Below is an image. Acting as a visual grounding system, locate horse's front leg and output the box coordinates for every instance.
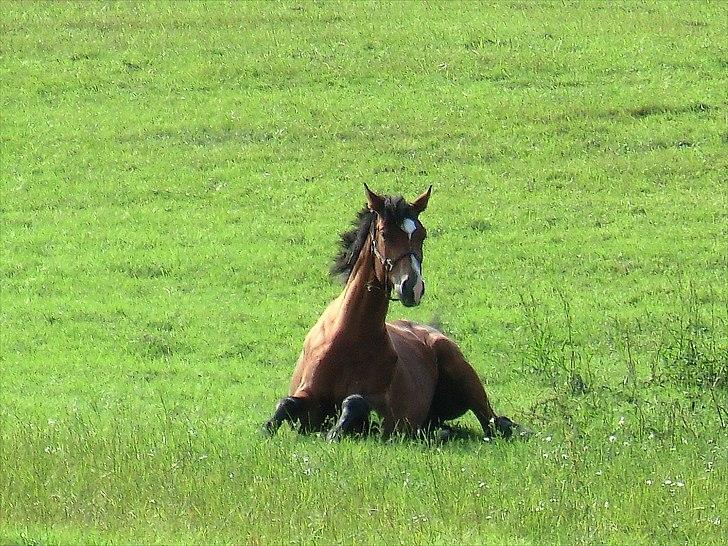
[263,396,329,435]
[263,396,302,435]
[326,395,371,442]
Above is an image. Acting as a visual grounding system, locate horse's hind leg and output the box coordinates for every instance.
[432,338,517,439]
[326,395,370,442]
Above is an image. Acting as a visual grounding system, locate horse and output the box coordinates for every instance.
[263,184,517,441]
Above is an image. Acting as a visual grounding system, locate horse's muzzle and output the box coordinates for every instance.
[397,276,425,307]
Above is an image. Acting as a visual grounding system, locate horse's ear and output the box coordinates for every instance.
[364,183,385,216]
[411,185,432,216]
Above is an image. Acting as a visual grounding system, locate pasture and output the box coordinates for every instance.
[1,1,727,544]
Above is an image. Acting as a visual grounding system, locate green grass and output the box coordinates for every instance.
[1,1,727,544]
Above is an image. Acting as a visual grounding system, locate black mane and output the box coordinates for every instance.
[330,195,413,283]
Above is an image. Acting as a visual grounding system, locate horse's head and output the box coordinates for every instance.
[365,184,431,307]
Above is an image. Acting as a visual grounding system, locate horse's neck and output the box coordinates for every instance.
[332,240,389,336]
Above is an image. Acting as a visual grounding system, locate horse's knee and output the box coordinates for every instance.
[424,422,456,444]
[340,395,371,432]
[263,396,303,435]
[276,396,301,418]
[341,395,369,419]
[326,395,371,442]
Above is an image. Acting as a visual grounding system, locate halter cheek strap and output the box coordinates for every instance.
[371,235,393,271]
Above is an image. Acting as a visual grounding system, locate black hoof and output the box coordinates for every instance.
[493,416,517,439]
[262,421,278,437]
[433,425,456,443]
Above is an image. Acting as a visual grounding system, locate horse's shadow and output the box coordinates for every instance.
[290,418,533,446]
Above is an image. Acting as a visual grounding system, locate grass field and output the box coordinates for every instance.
[1,1,727,544]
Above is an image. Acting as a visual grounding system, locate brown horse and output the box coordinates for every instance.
[264,185,516,441]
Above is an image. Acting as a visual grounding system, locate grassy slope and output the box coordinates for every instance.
[1,1,727,544]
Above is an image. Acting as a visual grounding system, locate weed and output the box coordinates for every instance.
[654,285,727,390]
[518,290,593,394]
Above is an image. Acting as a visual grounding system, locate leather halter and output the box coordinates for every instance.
[369,219,422,277]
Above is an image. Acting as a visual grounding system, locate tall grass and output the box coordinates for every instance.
[2,287,726,544]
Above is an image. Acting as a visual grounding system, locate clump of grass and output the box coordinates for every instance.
[518,288,593,395]
[627,102,713,118]
[115,263,173,279]
[519,286,727,443]
[653,285,727,391]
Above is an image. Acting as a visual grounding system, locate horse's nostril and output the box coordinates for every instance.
[403,276,415,294]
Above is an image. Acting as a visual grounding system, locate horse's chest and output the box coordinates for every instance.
[305,338,388,371]
[300,336,394,395]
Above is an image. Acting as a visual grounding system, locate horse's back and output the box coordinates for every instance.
[386,319,449,349]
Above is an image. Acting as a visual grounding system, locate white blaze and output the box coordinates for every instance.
[393,217,424,304]
[410,254,421,275]
[412,255,424,302]
[401,218,417,239]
